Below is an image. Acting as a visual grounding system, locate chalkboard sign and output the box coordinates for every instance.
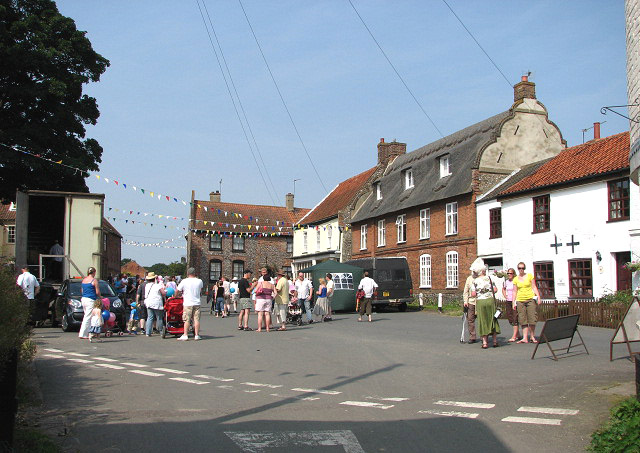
[532,314,589,361]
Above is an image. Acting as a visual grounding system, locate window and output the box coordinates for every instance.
[327,226,332,249]
[404,169,414,189]
[568,259,593,298]
[7,226,15,244]
[286,237,293,253]
[316,229,321,251]
[232,260,244,280]
[103,233,107,252]
[533,195,550,233]
[396,214,406,243]
[209,260,221,282]
[281,265,292,277]
[439,155,451,178]
[420,208,430,239]
[489,208,502,239]
[360,225,367,250]
[376,183,382,200]
[446,202,458,235]
[303,231,308,253]
[209,234,222,250]
[446,251,458,288]
[332,272,354,290]
[232,236,245,252]
[377,220,386,247]
[608,178,630,221]
[420,254,432,288]
[534,261,555,299]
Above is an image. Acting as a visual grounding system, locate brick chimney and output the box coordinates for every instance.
[285,193,294,212]
[514,75,536,102]
[593,122,601,140]
[210,191,221,202]
[377,138,406,167]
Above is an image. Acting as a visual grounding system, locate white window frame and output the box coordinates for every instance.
[7,225,15,244]
[439,155,451,178]
[446,251,459,288]
[396,214,406,243]
[419,208,430,240]
[420,254,432,288]
[376,183,382,200]
[404,169,414,190]
[360,225,367,250]
[446,202,458,235]
[377,219,386,247]
[303,231,308,253]
[327,225,332,249]
[316,229,321,251]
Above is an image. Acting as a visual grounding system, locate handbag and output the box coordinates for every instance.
[255,282,264,296]
[489,277,501,319]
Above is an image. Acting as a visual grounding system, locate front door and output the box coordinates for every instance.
[615,252,632,291]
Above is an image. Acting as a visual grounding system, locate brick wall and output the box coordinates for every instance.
[103,232,121,278]
[626,0,640,183]
[473,169,510,195]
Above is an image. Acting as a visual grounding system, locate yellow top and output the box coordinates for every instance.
[514,273,535,301]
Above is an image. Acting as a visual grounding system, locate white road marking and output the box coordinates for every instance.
[128,369,164,377]
[121,362,147,368]
[153,368,189,374]
[43,354,64,359]
[217,385,234,389]
[418,409,479,419]
[518,406,579,416]
[170,377,209,385]
[299,397,320,401]
[95,363,125,370]
[339,401,394,410]
[194,375,234,382]
[434,400,495,409]
[243,382,282,389]
[502,416,562,426]
[291,388,342,395]
[244,390,261,393]
[366,396,409,402]
[94,357,118,362]
[43,348,64,353]
[66,352,90,357]
[225,430,365,453]
[66,358,94,364]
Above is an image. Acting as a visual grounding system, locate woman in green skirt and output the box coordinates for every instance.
[470,258,500,349]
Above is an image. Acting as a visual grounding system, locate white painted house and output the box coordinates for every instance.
[477,131,638,299]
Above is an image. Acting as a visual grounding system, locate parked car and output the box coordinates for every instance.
[53,279,126,332]
[344,257,413,311]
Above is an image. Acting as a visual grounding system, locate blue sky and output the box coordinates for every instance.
[54,0,629,266]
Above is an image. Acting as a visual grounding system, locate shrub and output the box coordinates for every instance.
[599,290,634,307]
[589,397,640,452]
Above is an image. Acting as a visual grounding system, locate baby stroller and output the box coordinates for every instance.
[101,298,124,337]
[162,296,185,339]
[287,297,303,326]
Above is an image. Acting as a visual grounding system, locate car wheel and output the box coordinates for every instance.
[61,313,72,332]
[398,303,408,312]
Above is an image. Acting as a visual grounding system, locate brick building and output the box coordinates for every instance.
[350,77,566,298]
[101,218,122,279]
[0,202,16,262]
[187,191,309,283]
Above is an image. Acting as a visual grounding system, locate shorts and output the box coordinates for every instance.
[239,298,252,311]
[182,305,201,323]
[255,298,271,312]
[505,301,518,326]
[517,299,537,326]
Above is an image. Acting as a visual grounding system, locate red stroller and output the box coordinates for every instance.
[162,296,184,339]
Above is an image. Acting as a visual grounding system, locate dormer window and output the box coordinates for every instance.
[439,155,451,178]
[376,183,382,200]
[404,169,414,189]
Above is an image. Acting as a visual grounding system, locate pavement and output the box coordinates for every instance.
[29,302,636,452]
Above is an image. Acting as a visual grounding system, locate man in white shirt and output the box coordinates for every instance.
[17,265,40,301]
[357,271,378,322]
[176,267,204,340]
[294,272,314,324]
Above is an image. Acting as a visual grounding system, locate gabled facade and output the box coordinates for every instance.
[0,202,16,262]
[478,131,638,299]
[102,218,122,279]
[350,77,566,297]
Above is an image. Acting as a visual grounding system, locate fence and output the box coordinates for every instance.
[496,298,627,329]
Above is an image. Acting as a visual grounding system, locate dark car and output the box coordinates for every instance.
[53,279,125,332]
[344,257,413,311]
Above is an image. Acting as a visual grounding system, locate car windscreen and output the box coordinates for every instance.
[68,281,116,298]
[376,266,407,282]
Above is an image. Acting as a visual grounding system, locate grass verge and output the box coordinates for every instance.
[588,396,640,452]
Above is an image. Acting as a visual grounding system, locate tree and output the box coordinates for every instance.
[120,258,132,267]
[0,0,109,202]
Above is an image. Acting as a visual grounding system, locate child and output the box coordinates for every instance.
[128,301,139,335]
[89,299,104,343]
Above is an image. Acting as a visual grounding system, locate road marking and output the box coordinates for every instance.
[95,363,125,370]
[128,369,165,377]
[299,396,320,401]
[153,368,189,374]
[434,400,495,409]
[194,375,234,382]
[43,348,64,353]
[418,409,479,419]
[518,406,579,416]
[217,385,234,389]
[502,416,562,426]
[170,377,209,385]
[67,358,94,364]
[225,430,365,453]
[121,362,147,368]
[94,357,118,362]
[291,388,342,395]
[66,352,90,357]
[366,396,409,402]
[244,390,261,393]
[243,382,282,389]
[339,401,394,410]
[43,354,64,359]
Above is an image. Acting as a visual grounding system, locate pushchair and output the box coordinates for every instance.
[162,296,185,339]
[286,297,303,326]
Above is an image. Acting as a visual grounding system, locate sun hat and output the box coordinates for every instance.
[146,272,157,280]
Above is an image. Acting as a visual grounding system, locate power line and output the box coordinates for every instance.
[347,0,444,138]
[237,0,328,193]
[195,0,278,205]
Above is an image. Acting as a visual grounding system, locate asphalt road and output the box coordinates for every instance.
[31,301,635,453]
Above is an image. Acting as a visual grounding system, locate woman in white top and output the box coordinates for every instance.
[144,272,166,337]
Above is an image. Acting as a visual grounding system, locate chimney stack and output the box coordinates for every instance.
[377,138,406,167]
[513,75,536,102]
[210,191,221,202]
[285,193,294,212]
[593,122,601,140]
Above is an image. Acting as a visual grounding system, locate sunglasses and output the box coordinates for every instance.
[507,272,515,275]
[518,267,525,270]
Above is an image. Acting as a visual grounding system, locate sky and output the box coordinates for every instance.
[54,0,630,267]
